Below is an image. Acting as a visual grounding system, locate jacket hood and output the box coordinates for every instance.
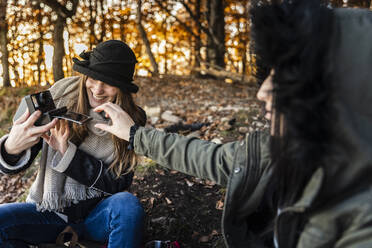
[251,1,372,206]
[320,8,372,200]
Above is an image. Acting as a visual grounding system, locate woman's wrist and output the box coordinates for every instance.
[1,138,24,164]
[127,124,139,150]
[4,138,21,155]
[59,143,69,156]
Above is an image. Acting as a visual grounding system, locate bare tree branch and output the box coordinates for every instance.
[194,65,256,86]
[137,0,159,74]
[154,0,199,38]
[179,0,224,49]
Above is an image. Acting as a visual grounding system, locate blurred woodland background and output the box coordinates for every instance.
[0,0,371,88]
[0,0,372,247]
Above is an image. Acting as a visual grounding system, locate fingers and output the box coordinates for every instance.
[94,102,130,121]
[24,110,42,127]
[94,103,116,116]
[50,119,69,138]
[41,133,51,143]
[94,102,123,115]
[55,119,61,132]
[31,118,58,135]
[14,109,30,125]
[93,102,113,113]
[61,120,70,138]
[94,123,110,132]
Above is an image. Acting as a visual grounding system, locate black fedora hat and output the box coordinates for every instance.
[72,40,139,93]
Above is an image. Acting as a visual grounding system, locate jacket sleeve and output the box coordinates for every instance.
[134,127,244,186]
[0,135,43,175]
[50,142,132,194]
[335,228,372,248]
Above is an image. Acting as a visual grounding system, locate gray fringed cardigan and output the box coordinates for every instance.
[0,76,130,221]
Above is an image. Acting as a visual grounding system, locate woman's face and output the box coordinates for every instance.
[256,70,274,120]
[85,77,119,108]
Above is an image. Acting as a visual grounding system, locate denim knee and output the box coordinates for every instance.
[81,192,144,247]
[108,192,144,218]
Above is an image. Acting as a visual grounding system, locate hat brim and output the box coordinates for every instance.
[73,63,138,93]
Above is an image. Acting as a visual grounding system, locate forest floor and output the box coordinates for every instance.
[0,75,268,248]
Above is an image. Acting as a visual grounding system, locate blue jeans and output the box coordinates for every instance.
[0,192,144,248]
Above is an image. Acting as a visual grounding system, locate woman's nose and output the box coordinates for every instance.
[92,82,104,94]
[257,84,268,101]
[257,73,273,102]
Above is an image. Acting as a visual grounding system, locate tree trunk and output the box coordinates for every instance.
[0,0,10,87]
[97,0,106,43]
[39,0,78,82]
[120,17,126,42]
[241,1,249,77]
[136,0,159,75]
[119,0,127,42]
[36,2,44,86]
[194,66,255,85]
[162,20,168,74]
[89,0,96,48]
[194,0,201,69]
[53,15,65,82]
[206,0,225,69]
[363,0,370,7]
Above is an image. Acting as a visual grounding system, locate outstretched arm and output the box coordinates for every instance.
[94,103,241,186]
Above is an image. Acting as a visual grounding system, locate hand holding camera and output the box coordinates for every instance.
[25,90,92,126]
[4,109,58,155]
[5,90,92,155]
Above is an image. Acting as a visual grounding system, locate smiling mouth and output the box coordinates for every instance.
[92,94,107,101]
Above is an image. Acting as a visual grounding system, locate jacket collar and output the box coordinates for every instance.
[279,167,324,213]
[293,167,324,210]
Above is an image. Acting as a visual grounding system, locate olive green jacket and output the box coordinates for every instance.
[134,127,372,248]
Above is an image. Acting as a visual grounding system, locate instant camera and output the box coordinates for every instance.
[25,90,92,126]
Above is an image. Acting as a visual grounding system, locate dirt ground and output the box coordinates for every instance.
[0,76,268,247]
[131,76,267,247]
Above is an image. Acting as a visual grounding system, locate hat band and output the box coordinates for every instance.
[90,60,137,66]
[89,64,134,82]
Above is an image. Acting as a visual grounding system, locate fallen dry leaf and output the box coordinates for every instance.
[199,235,210,243]
[165,197,172,205]
[149,197,155,208]
[184,178,194,187]
[216,200,224,210]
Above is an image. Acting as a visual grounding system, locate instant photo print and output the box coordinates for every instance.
[25,90,92,126]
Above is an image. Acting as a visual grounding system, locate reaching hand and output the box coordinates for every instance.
[93,102,135,141]
[42,119,70,155]
[4,109,58,155]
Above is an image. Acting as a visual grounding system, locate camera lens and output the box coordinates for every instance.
[38,92,46,105]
